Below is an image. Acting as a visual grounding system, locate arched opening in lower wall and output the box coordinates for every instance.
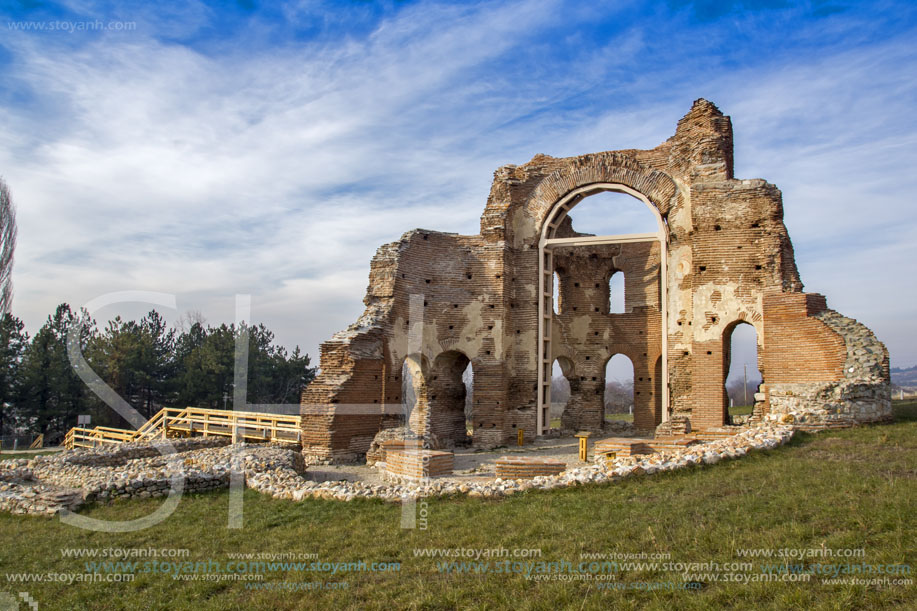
[462,361,473,439]
[428,350,473,447]
[551,356,576,430]
[724,321,763,425]
[604,354,634,424]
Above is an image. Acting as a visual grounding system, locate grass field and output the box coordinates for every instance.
[1,401,915,610]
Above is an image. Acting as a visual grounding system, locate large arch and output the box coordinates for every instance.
[524,154,680,232]
[535,180,671,435]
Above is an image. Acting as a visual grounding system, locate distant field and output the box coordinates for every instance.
[0,401,914,610]
[0,449,62,460]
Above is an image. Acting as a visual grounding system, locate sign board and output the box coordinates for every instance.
[77,415,91,426]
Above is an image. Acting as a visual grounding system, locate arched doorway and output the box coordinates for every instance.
[724,321,762,424]
[551,356,577,430]
[604,354,634,423]
[428,350,473,447]
[536,183,669,435]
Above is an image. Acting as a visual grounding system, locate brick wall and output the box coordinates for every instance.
[301,98,890,461]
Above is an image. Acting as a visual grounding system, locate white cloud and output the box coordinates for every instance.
[1,0,915,369]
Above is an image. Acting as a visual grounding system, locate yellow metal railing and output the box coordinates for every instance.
[63,407,302,449]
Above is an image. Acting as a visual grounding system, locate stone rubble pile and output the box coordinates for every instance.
[1,423,794,515]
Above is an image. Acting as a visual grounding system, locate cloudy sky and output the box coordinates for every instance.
[1,0,916,378]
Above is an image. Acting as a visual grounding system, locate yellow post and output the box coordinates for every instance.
[575,432,592,461]
[517,429,524,446]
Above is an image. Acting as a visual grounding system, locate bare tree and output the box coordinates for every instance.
[0,179,17,315]
[176,309,206,332]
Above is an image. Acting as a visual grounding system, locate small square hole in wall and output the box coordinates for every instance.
[466,273,472,279]
[699,266,706,272]
[574,282,580,287]
[585,356,590,360]
[496,274,501,279]
[573,306,578,311]
[592,376,596,381]
[448,325,454,330]
[488,325,493,330]
[594,331,599,336]
[486,351,491,355]
[595,283,600,288]
[594,307,600,312]
[425,279,431,284]
[453,304,459,308]
[423,234,428,240]
[707,351,712,355]
[755,265,762,270]
[714,224,721,231]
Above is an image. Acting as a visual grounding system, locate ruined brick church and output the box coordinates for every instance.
[301,99,891,462]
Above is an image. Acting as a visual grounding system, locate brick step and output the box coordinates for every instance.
[495,457,566,479]
[384,449,454,480]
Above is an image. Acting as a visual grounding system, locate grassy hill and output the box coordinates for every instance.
[1,402,915,610]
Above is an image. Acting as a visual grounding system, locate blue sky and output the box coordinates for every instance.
[1,0,916,377]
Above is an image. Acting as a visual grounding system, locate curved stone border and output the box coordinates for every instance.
[1,423,794,515]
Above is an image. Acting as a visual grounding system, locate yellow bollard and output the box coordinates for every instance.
[517,429,524,446]
[575,432,592,461]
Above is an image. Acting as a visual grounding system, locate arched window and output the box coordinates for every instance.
[553,271,560,314]
[609,272,625,314]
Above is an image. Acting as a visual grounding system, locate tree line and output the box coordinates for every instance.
[0,304,316,443]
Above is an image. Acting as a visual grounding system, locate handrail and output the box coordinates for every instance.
[63,406,302,449]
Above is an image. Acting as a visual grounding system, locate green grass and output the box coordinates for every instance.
[729,405,754,416]
[1,402,915,610]
[0,449,62,461]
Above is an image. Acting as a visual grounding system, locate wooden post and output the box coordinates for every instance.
[517,429,524,446]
